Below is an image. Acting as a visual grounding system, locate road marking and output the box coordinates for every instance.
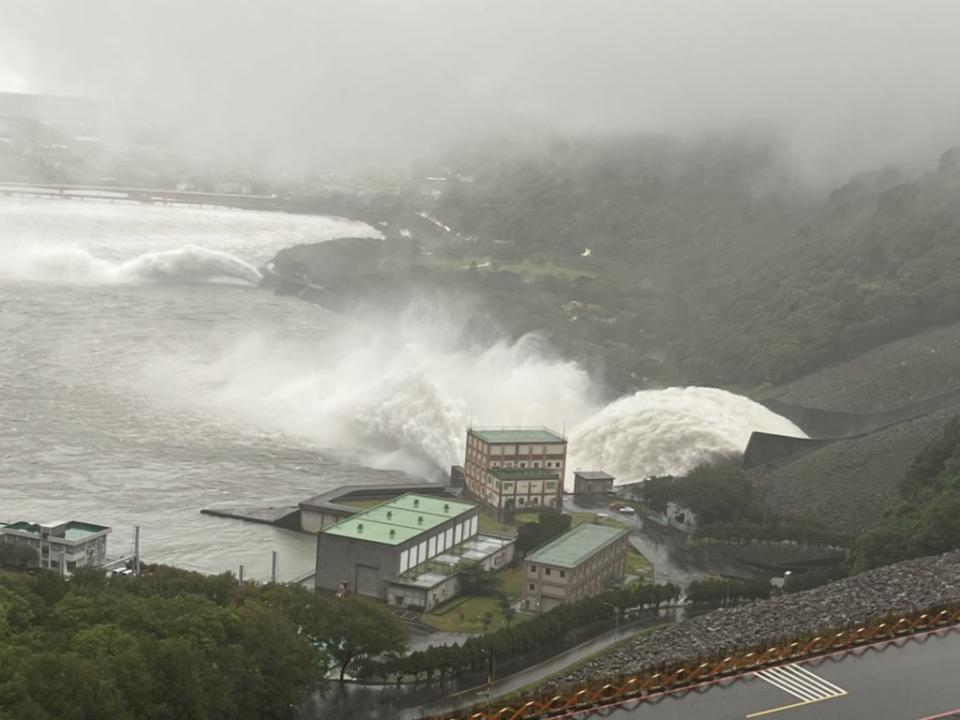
[747,663,847,718]
[917,709,960,720]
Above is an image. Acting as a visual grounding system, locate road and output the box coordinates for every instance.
[402,612,676,720]
[580,627,960,720]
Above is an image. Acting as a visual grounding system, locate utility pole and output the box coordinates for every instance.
[134,525,141,576]
[238,564,245,585]
[271,550,278,583]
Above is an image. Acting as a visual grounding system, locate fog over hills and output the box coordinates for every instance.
[4,1,960,181]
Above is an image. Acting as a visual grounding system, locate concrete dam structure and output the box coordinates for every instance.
[742,387,960,468]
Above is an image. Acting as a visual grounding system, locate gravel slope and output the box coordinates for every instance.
[555,549,960,686]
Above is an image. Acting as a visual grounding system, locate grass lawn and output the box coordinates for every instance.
[422,594,529,634]
[515,511,627,530]
[477,513,516,537]
[625,547,652,577]
[498,566,524,600]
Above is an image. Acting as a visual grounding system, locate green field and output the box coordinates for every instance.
[477,513,516,536]
[421,565,526,633]
[625,547,652,577]
[514,511,627,530]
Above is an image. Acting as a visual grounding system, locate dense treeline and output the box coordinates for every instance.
[514,509,572,555]
[686,578,771,606]
[853,416,960,570]
[637,462,842,547]
[369,581,680,683]
[0,565,406,720]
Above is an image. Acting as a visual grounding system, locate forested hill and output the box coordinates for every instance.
[691,148,960,385]
[435,140,960,388]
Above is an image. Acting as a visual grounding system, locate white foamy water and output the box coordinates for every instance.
[568,387,806,482]
[0,197,803,579]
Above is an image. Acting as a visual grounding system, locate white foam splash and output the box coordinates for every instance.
[0,243,263,285]
[568,387,806,484]
[142,302,805,482]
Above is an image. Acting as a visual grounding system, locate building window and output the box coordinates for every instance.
[520,462,526,468]
[560,570,566,579]
[528,584,535,591]
[529,564,536,573]
[545,568,551,576]
[518,498,525,505]
[546,481,556,489]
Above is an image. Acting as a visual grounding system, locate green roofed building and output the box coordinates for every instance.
[315,493,515,611]
[0,519,110,573]
[464,426,567,520]
[521,523,631,612]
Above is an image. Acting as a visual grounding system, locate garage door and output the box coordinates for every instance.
[355,565,380,597]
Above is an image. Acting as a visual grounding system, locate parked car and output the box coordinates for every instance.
[618,506,637,515]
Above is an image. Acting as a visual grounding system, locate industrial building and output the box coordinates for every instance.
[573,471,616,497]
[521,523,631,612]
[314,493,514,611]
[0,520,110,572]
[463,427,567,518]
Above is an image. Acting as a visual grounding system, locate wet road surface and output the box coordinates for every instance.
[596,627,960,719]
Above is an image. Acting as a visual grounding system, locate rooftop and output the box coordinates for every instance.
[469,427,566,444]
[389,534,514,588]
[1,520,110,541]
[525,523,630,569]
[574,471,615,481]
[488,467,561,482]
[321,493,477,545]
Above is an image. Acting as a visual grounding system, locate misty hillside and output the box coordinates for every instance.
[692,148,960,385]
[434,140,960,389]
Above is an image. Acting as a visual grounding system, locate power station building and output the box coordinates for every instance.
[521,523,631,612]
[314,493,514,611]
[463,427,567,518]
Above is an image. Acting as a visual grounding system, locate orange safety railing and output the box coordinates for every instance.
[425,602,960,720]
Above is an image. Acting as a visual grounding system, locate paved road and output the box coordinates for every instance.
[591,628,960,720]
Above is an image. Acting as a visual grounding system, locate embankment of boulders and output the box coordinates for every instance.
[555,549,960,686]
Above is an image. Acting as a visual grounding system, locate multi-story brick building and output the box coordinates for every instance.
[463,427,567,518]
[521,523,631,612]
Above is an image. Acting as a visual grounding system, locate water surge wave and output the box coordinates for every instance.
[143,304,806,484]
[1,243,263,285]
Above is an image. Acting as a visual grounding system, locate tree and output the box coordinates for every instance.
[515,510,572,554]
[325,596,407,681]
[0,544,35,572]
[457,563,502,596]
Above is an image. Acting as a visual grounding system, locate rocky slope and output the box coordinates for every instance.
[555,549,960,686]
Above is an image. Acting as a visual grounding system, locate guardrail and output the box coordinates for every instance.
[424,602,960,720]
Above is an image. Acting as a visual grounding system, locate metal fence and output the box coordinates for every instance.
[425,602,960,720]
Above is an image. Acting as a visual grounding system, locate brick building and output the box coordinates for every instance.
[463,427,567,518]
[521,523,631,612]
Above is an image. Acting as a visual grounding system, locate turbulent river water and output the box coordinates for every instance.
[0,197,804,581]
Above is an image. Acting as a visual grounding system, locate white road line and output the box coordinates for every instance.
[758,667,820,701]
[756,663,846,703]
[775,665,836,698]
[791,663,848,695]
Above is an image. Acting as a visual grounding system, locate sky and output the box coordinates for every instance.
[2,0,960,180]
